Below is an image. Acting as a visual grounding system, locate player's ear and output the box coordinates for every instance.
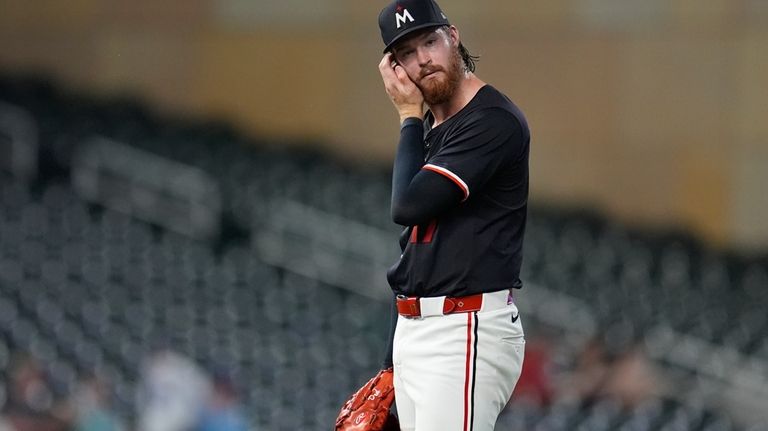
[448,25,460,48]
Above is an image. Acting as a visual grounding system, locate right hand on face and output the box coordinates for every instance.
[378,53,424,123]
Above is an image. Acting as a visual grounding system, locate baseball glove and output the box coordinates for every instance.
[335,368,400,431]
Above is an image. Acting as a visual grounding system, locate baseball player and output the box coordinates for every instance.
[376,1,530,430]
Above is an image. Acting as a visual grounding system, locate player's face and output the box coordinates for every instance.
[392,26,464,105]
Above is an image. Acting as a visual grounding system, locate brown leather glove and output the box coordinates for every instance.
[335,368,400,431]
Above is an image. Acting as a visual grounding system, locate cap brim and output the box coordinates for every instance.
[383,23,445,53]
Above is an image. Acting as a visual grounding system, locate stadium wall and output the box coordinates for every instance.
[0,0,766,249]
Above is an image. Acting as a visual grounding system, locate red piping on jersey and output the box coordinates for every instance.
[422,164,470,201]
[409,219,437,244]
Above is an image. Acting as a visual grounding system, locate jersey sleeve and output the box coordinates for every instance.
[424,108,525,201]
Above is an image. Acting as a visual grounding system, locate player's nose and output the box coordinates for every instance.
[416,47,431,67]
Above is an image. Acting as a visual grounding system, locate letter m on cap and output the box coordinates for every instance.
[395,9,415,28]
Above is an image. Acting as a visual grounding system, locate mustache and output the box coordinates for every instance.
[419,65,445,80]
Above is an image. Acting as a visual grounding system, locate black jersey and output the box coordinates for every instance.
[386,85,530,298]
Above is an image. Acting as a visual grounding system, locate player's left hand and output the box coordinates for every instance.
[378,53,424,123]
[335,367,400,431]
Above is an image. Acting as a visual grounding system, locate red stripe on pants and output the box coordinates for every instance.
[463,312,472,431]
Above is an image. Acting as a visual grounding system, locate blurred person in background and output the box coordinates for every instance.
[71,372,123,431]
[555,336,610,405]
[136,349,210,431]
[597,343,661,409]
[555,335,661,409]
[1,352,70,431]
[195,368,248,431]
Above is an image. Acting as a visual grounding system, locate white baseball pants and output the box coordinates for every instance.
[392,289,525,431]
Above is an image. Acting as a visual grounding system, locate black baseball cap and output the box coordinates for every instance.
[378,0,450,53]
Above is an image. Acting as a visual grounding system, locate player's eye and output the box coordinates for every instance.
[426,38,436,46]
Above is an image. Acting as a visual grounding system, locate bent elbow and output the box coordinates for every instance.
[391,206,410,226]
[391,203,424,226]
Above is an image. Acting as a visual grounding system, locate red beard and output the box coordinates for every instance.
[417,47,463,105]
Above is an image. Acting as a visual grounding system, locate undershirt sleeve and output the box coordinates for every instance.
[381,294,397,369]
[390,117,464,227]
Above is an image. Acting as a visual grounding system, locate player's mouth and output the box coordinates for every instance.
[420,68,442,79]
[420,70,442,82]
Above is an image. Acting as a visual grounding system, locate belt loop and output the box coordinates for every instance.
[479,290,508,312]
[419,296,446,317]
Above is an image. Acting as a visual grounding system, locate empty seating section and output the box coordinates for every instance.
[0,177,390,429]
[1,75,766,430]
